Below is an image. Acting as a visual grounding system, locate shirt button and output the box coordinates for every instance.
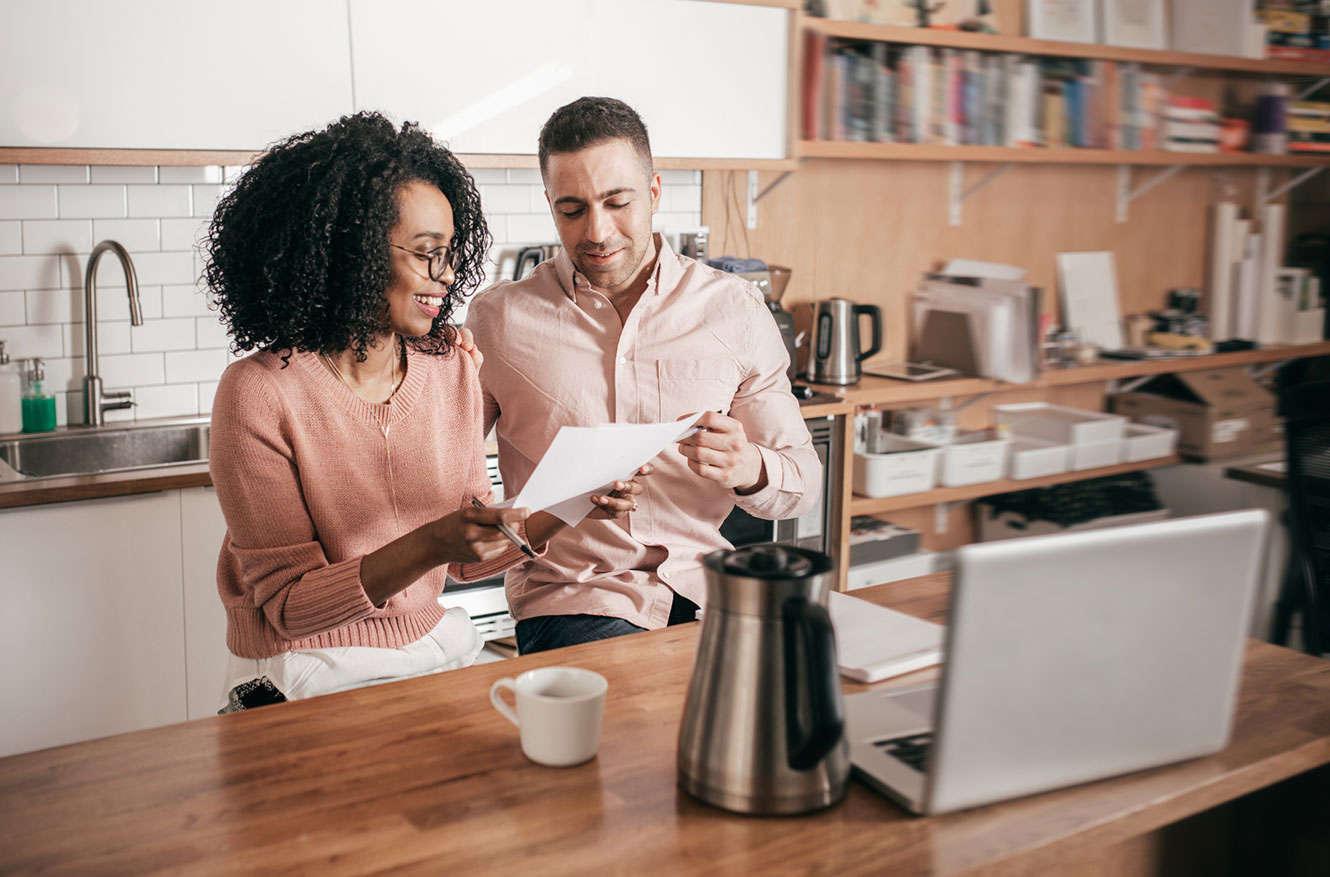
[592,300,602,309]
[619,356,627,365]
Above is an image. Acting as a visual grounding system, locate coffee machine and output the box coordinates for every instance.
[739,265,799,384]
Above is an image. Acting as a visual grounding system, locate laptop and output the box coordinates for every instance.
[846,509,1269,815]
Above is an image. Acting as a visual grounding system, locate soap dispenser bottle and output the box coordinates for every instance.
[21,357,57,433]
[0,341,20,434]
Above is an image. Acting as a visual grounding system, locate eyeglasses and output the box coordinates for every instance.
[390,242,458,282]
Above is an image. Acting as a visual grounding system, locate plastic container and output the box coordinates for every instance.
[993,402,1127,445]
[21,357,57,433]
[1008,436,1071,480]
[1069,437,1125,470]
[852,435,941,498]
[939,429,1009,487]
[0,341,20,435]
[1122,422,1179,462]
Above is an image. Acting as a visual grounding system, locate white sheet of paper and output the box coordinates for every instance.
[504,413,706,526]
[1057,251,1125,351]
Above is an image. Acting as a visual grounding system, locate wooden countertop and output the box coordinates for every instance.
[3,573,1328,875]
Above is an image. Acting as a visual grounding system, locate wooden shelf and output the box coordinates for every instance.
[796,140,1330,166]
[813,341,1330,409]
[849,455,1181,515]
[803,18,1330,76]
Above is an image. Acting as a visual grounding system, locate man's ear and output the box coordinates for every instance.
[649,171,662,215]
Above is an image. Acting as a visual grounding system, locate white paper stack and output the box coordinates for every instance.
[911,262,1041,383]
[828,590,944,683]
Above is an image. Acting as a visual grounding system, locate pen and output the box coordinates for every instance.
[471,496,537,559]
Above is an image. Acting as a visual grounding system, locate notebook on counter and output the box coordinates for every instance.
[828,590,944,683]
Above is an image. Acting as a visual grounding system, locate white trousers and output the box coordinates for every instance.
[219,607,484,711]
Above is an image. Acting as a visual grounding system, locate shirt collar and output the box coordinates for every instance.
[553,233,681,303]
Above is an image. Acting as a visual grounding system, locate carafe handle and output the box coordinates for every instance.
[782,596,844,771]
[855,304,883,363]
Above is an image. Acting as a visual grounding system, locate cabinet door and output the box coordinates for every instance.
[349,0,789,159]
[0,491,185,758]
[180,486,230,720]
[0,0,353,149]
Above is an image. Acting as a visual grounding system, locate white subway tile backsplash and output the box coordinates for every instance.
[19,165,89,185]
[22,219,93,256]
[58,186,126,219]
[479,185,536,215]
[99,352,165,388]
[161,217,206,252]
[194,315,229,349]
[26,288,80,326]
[652,212,699,231]
[162,283,213,319]
[0,255,62,292]
[90,166,157,184]
[0,292,24,326]
[92,219,161,252]
[1,186,59,220]
[192,185,223,218]
[132,383,199,419]
[159,166,223,184]
[2,324,64,360]
[198,380,219,414]
[0,222,20,255]
[5,163,702,423]
[127,184,192,218]
[507,213,558,243]
[166,348,229,384]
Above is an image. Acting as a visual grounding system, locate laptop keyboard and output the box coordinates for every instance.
[874,733,933,772]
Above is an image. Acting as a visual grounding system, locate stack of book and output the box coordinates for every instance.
[1259,3,1330,63]
[801,37,1170,151]
[1162,96,1220,153]
[1288,100,1330,153]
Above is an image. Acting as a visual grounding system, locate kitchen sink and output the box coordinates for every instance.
[0,417,210,480]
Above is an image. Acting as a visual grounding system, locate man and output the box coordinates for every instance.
[466,97,819,654]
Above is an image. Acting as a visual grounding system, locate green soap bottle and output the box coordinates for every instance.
[21,357,57,433]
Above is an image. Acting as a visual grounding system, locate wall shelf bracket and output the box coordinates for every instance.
[1247,360,1289,381]
[1259,165,1325,204]
[1117,164,1185,223]
[1296,77,1330,101]
[934,500,951,534]
[949,161,1013,227]
[1109,374,1157,395]
[747,160,806,230]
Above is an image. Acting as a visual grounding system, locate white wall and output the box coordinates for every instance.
[0,163,702,426]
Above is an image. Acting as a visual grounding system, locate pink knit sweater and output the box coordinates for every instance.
[210,345,524,659]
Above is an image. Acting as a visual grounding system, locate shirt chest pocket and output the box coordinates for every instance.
[655,359,742,423]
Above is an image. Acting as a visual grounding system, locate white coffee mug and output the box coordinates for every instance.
[490,666,608,767]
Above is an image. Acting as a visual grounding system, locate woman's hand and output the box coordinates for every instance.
[428,504,530,563]
[450,325,484,370]
[588,463,653,519]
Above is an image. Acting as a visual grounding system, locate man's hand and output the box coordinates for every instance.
[677,411,767,494]
[450,325,484,370]
[588,464,653,519]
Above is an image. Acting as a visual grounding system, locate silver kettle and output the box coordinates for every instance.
[806,298,883,385]
[678,545,849,815]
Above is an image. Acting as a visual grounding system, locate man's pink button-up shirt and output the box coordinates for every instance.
[466,235,820,630]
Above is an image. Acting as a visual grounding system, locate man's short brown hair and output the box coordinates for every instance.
[538,97,653,178]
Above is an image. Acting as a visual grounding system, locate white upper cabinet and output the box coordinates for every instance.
[349,0,790,160]
[0,0,353,150]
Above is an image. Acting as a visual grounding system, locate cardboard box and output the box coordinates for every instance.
[1110,368,1280,461]
[975,507,1170,542]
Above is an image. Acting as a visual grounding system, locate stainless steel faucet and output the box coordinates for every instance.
[83,240,144,427]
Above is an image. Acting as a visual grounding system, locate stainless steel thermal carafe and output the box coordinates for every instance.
[677,544,849,815]
[807,298,883,385]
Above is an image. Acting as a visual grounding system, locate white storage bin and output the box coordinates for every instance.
[1069,437,1125,470]
[1008,437,1071,480]
[852,435,941,498]
[846,549,937,590]
[994,402,1126,445]
[939,430,1009,487]
[1122,422,1179,462]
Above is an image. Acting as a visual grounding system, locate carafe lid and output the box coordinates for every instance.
[721,544,817,579]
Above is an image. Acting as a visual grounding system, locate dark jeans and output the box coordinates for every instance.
[516,591,700,655]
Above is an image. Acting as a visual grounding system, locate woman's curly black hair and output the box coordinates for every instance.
[203,111,491,362]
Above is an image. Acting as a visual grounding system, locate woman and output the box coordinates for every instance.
[204,111,643,710]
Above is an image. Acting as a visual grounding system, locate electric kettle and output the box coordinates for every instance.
[807,298,883,385]
[678,544,849,815]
